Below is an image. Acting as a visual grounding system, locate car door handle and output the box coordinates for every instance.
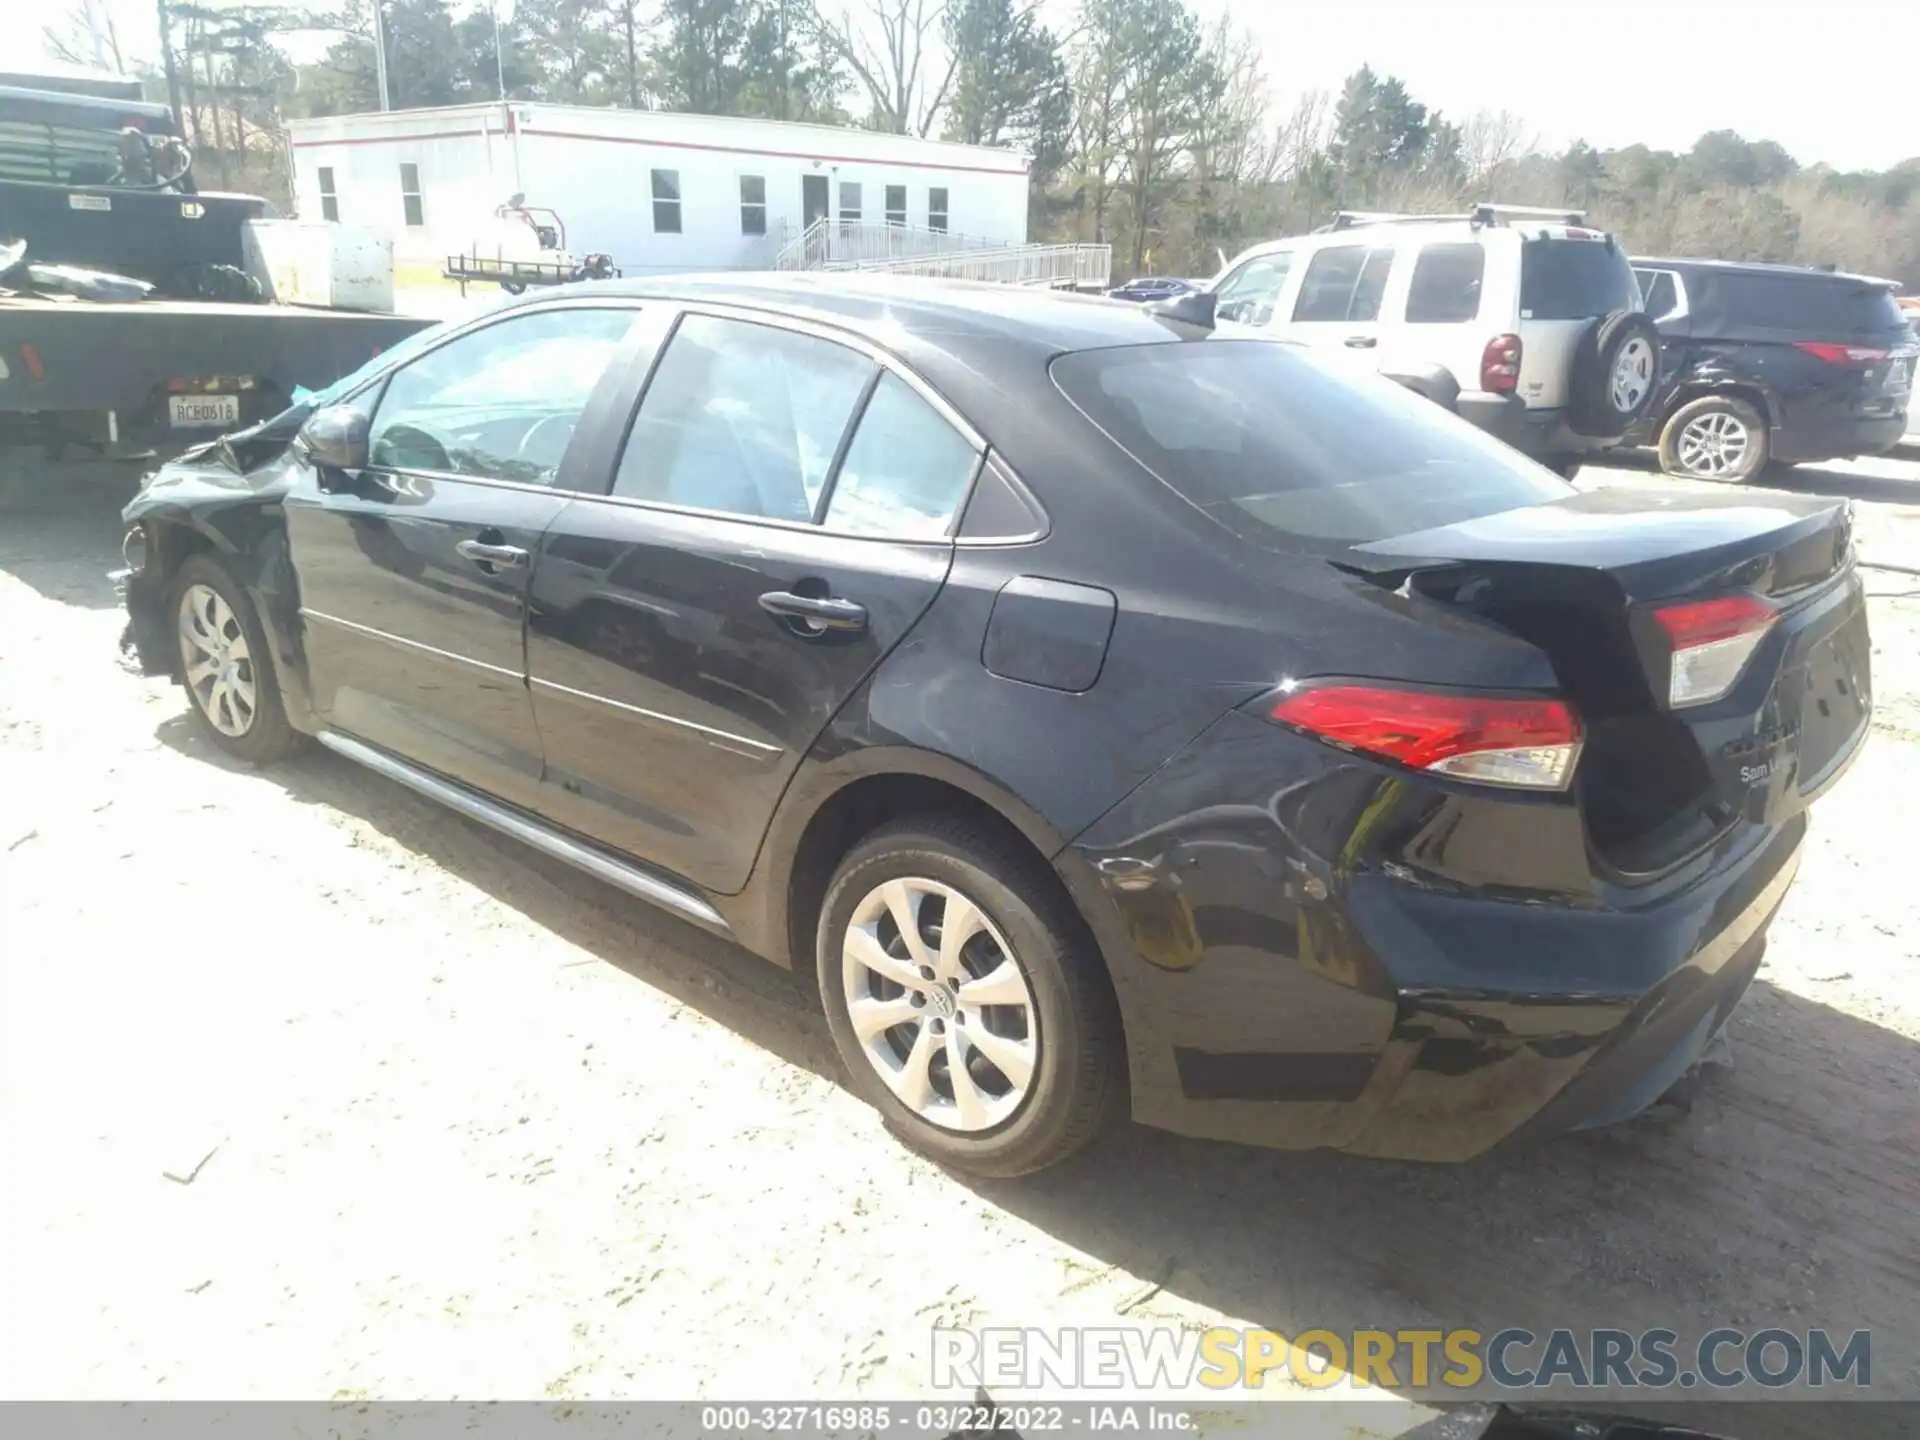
[1344,335,1378,349]
[456,539,529,569]
[758,590,868,634]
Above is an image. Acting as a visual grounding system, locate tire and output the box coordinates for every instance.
[499,280,526,295]
[168,554,307,764]
[1657,394,1771,482]
[1539,452,1584,480]
[1568,309,1661,438]
[816,816,1120,1178]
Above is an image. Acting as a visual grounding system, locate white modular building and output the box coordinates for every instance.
[284,103,1033,274]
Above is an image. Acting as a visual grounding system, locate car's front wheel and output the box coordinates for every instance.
[1658,395,1770,482]
[170,554,306,764]
[817,817,1120,1177]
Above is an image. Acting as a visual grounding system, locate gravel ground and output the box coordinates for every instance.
[1,446,1916,1434]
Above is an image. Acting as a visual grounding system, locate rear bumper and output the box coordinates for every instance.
[1063,712,1807,1162]
[1454,392,1619,458]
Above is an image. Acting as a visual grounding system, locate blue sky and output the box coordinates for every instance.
[36,0,1920,172]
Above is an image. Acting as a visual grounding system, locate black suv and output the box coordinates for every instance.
[1628,259,1916,481]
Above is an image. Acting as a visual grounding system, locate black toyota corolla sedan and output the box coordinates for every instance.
[115,274,1871,1177]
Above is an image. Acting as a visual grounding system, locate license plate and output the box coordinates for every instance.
[168,394,240,429]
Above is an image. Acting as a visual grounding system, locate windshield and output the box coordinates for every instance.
[1520,237,1639,320]
[1050,340,1570,552]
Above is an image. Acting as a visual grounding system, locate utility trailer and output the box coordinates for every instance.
[0,71,434,462]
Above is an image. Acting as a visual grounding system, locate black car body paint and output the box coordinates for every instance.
[118,275,1871,1161]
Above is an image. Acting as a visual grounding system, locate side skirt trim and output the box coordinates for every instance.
[314,729,730,934]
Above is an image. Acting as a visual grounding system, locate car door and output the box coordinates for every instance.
[524,309,979,894]
[285,303,645,811]
[1279,242,1398,366]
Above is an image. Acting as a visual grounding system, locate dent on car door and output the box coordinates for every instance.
[525,312,977,894]
[285,305,644,809]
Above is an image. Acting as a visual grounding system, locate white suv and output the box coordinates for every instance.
[1206,204,1662,475]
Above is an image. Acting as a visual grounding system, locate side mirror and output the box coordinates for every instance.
[297,405,370,474]
[1146,289,1217,331]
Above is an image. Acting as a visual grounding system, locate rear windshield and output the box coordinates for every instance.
[1714,272,1906,336]
[1051,341,1569,552]
[1519,237,1639,320]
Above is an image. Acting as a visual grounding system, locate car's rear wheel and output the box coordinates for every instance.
[816,817,1119,1177]
[1658,395,1770,482]
[170,554,306,764]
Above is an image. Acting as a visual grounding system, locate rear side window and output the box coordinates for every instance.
[1636,269,1680,320]
[614,315,875,521]
[1293,246,1394,323]
[1715,273,1905,336]
[1405,243,1486,323]
[821,373,979,539]
[1051,341,1567,552]
[1519,238,1638,320]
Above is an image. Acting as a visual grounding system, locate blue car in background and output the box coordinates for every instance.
[1107,276,1197,303]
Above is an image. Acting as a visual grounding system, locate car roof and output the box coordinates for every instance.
[526,272,1196,353]
[1636,257,1898,290]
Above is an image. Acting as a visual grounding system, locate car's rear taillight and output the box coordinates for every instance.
[1262,683,1582,791]
[1651,594,1777,708]
[1480,334,1523,393]
[1793,341,1890,366]
[19,343,46,382]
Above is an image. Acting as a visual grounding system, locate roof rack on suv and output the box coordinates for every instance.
[1318,202,1590,233]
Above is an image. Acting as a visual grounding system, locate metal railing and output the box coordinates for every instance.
[841,242,1113,290]
[771,217,1002,271]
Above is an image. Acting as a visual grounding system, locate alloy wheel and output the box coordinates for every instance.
[840,876,1039,1133]
[177,583,257,738]
[1609,335,1655,415]
[1675,410,1751,478]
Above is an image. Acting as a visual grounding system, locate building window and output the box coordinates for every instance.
[317,166,339,223]
[885,184,907,227]
[838,181,861,225]
[399,163,423,227]
[928,187,948,233]
[739,175,766,236]
[651,169,682,234]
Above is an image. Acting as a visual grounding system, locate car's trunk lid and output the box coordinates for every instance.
[1336,487,1870,877]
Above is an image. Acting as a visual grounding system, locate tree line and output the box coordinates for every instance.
[42,0,1920,284]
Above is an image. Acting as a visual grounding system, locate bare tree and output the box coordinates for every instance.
[41,0,126,72]
[1270,89,1331,182]
[1457,109,1535,192]
[822,0,957,135]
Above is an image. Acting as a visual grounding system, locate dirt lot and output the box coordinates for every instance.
[2,445,1916,1431]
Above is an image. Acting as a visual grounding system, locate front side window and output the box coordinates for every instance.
[1052,340,1567,552]
[399,162,423,227]
[822,373,978,539]
[885,184,907,227]
[1294,245,1394,323]
[1214,252,1292,325]
[1405,243,1485,324]
[613,315,876,522]
[739,175,767,236]
[317,166,339,223]
[651,169,682,234]
[928,187,949,233]
[366,309,640,484]
[839,181,862,226]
